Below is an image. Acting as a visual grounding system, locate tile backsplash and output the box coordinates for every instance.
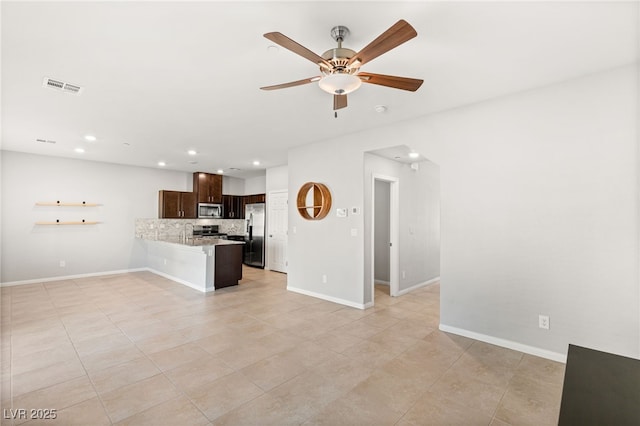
[135,218,245,240]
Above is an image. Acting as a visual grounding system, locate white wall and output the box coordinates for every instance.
[1,151,191,283]
[222,175,244,195]
[266,165,288,193]
[288,142,366,307]
[287,64,639,359]
[244,175,266,195]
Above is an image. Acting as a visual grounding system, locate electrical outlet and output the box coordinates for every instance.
[538,315,550,330]
[322,274,327,284]
[59,260,66,267]
[402,271,406,279]
[163,258,167,266]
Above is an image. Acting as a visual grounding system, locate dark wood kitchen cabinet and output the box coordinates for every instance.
[245,194,266,204]
[193,172,222,204]
[158,190,197,218]
[222,195,245,219]
[214,244,244,289]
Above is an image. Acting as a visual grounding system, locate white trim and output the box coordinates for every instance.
[0,268,148,287]
[439,324,567,363]
[374,280,390,285]
[287,285,367,310]
[363,301,374,309]
[146,268,214,293]
[396,276,440,296]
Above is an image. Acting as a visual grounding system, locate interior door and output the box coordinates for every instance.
[267,191,288,273]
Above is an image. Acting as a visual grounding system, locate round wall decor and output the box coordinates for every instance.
[296,182,332,220]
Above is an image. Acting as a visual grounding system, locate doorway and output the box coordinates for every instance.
[371,174,399,301]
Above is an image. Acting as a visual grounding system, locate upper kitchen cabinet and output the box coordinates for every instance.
[245,194,266,204]
[222,195,245,219]
[159,190,197,219]
[193,172,222,204]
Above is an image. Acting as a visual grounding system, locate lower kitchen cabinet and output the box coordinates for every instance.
[214,244,243,289]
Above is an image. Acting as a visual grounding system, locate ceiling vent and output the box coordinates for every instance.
[36,138,56,144]
[42,77,83,95]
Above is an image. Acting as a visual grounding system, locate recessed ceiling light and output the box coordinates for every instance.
[74,148,85,153]
[189,161,198,165]
[158,161,166,167]
[229,167,241,171]
[187,150,197,156]
[409,152,420,159]
[123,142,130,147]
[374,105,388,113]
[253,161,260,166]
[217,169,224,174]
[84,135,97,142]
[267,45,279,53]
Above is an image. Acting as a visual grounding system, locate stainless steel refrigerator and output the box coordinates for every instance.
[244,203,265,268]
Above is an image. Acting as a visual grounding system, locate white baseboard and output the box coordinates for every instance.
[396,276,440,296]
[0,268,148,287]
[374,280,390,286]
[287,285,366,310]
[146,268,214,293]
[439,324,567,363]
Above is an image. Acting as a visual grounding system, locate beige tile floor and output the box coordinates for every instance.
[0,268,565,425]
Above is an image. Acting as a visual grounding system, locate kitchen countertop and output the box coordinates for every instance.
[146,236,245,247]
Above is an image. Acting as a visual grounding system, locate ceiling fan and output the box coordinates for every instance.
[260,20,423,112]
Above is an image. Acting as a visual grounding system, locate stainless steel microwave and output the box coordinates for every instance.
[198,203,223,218]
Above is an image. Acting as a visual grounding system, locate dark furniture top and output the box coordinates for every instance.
[558,344,640,426]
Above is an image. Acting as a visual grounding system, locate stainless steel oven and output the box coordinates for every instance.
[198,203,223,219]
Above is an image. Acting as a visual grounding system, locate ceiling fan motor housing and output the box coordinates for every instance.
[321,48,359,75]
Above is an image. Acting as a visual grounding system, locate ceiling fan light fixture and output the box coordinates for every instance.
[318,73,361,95]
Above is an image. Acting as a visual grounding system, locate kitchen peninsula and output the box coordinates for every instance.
[136,218,245,292]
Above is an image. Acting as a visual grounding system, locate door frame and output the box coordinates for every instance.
[371,174,400,300]
[267,189,288,273]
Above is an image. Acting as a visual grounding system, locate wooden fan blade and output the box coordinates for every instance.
[264,32,331,69]
[260,76,320,91]
[358,72,423,92]
[347,20,417,67]
[333,94,348,110]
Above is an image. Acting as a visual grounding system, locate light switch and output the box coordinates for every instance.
[336,208,347,218]
[350,228,357,237]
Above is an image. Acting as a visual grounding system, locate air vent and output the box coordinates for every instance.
[36,138,56,144]
[42,77,83,95]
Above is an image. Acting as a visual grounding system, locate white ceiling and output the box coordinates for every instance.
[2,1,637,178]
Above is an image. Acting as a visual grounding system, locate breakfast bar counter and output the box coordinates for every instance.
[143,237,244,292]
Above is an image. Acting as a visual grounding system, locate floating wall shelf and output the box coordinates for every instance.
[35,221,101,225]
[36,201,100,207]
[35,201,102,225]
